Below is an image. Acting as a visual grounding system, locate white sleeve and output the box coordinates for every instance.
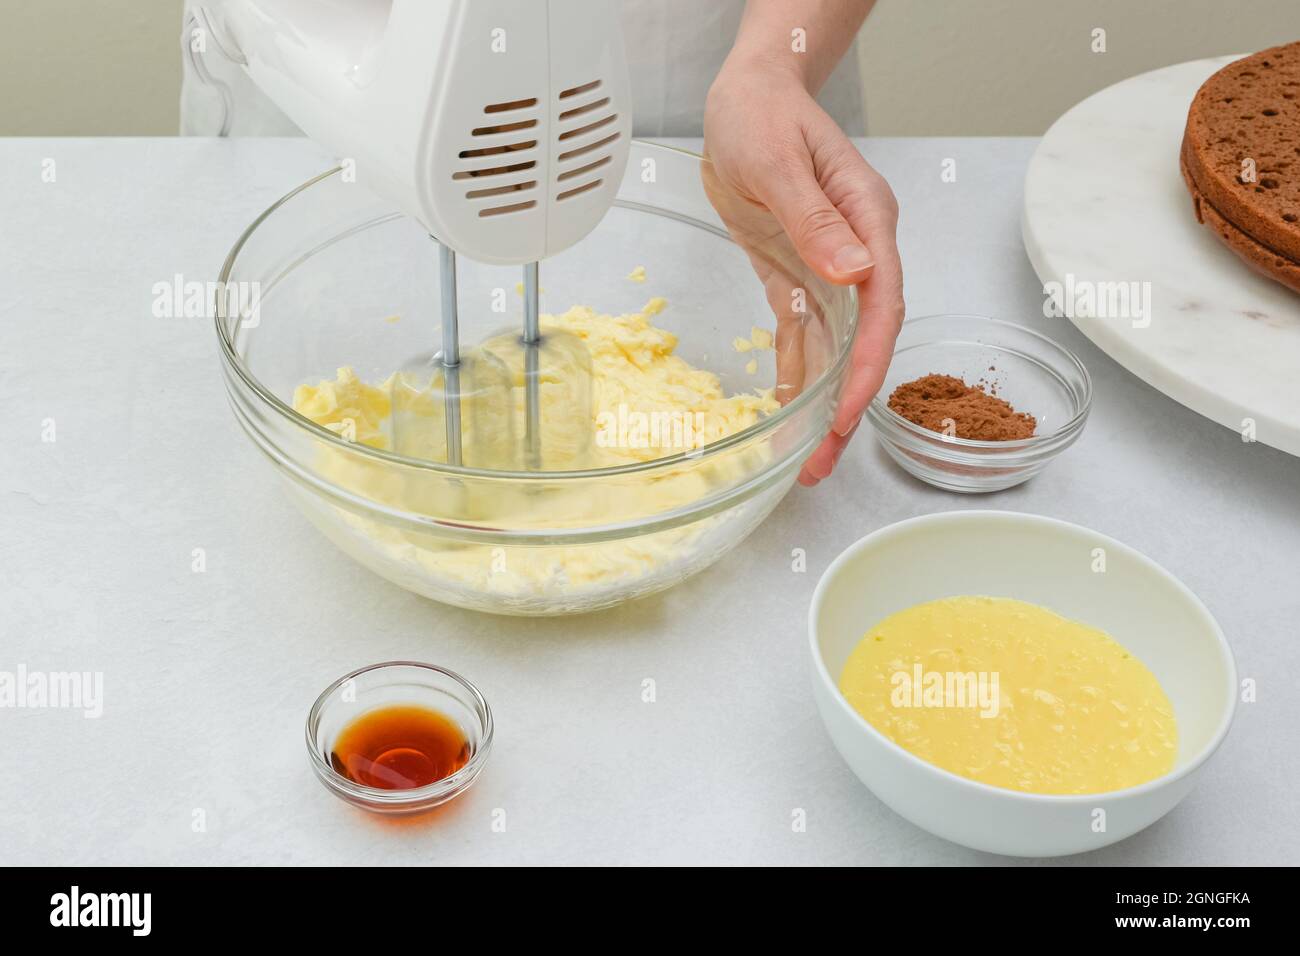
[623,0,864,137]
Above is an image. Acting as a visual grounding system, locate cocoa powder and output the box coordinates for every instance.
[888,373,1036,441]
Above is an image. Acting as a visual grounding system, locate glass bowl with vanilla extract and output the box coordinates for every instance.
[306,661,493,814]
[866,314,1092,493]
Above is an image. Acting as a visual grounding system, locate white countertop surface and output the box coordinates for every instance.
[1,137,1296,866]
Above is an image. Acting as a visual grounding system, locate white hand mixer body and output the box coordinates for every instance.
[196,0,634,467]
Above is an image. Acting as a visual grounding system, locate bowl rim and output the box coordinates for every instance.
[868,314,1094,451]
[305,660,494,808]
[808,509,1238,805]
[215,140,858,481]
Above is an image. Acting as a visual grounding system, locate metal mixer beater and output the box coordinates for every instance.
[195,0,633,468]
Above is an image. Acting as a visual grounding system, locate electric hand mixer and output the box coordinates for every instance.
[194,0,633,468]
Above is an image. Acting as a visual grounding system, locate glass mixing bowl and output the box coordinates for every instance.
[216,142,857,615]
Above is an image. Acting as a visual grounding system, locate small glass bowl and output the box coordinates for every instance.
[306,661,493,815]
[866,314,1092,493]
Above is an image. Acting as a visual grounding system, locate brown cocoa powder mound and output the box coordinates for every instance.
[888,373,1037,441]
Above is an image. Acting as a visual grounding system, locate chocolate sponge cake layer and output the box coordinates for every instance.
[1182,142,1300,294]
[1181,41,1300,288]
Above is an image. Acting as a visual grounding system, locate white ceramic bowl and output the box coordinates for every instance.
[809,511,1236,857]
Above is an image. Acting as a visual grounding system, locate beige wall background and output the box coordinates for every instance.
[857,0,1300,135]
[0,0,185,135]
[0,0,1297,136]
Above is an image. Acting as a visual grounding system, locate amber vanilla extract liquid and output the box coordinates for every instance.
[330,705,471,790]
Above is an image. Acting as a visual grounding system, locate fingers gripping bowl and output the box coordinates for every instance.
[216,142,857,615]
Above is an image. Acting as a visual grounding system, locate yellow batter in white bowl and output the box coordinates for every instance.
[839,596,1178,795]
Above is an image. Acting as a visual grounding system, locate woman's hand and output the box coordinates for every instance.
[704,61,904,486]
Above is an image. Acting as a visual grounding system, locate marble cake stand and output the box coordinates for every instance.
[1023,55,1300,457]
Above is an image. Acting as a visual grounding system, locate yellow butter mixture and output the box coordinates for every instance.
[294,301,777,469]
[838,596,1178,795]
[289,300,779,604]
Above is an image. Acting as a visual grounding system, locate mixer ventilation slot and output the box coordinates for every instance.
[557,156,611,182]
[558,114,615,141]
[558,133,618,164]
[479,199,537,218]
[559,80,602,100]
[466,180,538,199]
[557,180,602,201]
[484,97,538,113]
[558,97,610,121]
[452,160,534,181]
[554,79,620,202]
[459,140,537,159]
[458,96,544,218]
[472,118,536,136]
